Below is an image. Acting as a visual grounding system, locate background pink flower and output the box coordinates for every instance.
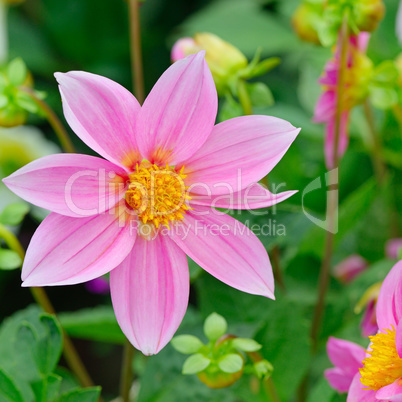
[313,33,371,169]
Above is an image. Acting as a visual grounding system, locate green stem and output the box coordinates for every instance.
[310,17,349,351]
[264,378,281,402]
[0,2,8,64]
[120,340,136,402]
[18,86,76,153]
[271,245,286,294]
[363,100,386,185]
[128,0,145,104]
[0,223,94,388]
[237,79,253,115]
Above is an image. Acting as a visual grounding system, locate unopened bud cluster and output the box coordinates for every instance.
[171,312,273,389]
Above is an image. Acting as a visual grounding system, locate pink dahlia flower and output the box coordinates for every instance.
[313,33,371,169]
[3,52,299,355]
[326,261,402,400]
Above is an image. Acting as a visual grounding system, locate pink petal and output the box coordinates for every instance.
[325,111,349,169]
[22,205,136,287]
[396,320,402,359]
[137,51,217,165]
[110,235,189,355]
[376,261,402,330]
[183,115,299,196]
[313,91,336,123]
[168,207,275,299]
[347,373,376,401]
[325,367,356,393]
[361,300,378,337]
[356,32,370,53]
[55,71,141,169]
[189,182,297,210]
[375,379,402,401]
[326,337,365,388]
[3,154,127,217]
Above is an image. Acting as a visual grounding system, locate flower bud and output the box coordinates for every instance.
[385,238,402,260]
[0,58,35,127]
[354,282,382,337]
[333,255,367,283]
[197,362,244,389]
[354,0,385,33]
[291,2,323,45]
[171,33,247,93]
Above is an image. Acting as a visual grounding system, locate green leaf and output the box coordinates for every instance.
[0,369,24,402]
[369,85,398,110]
[14,92,39,114]
[31,374,62,402]
[373,60,399,84]
[255,300,311,400]
[58,306,125,344]
[0,249,22,270]
[218,354,243,373]
[203,312,227,341]
[36,314,63,374]
[0,94,9,108]
[0,203,30,226]
[182,353,211,375]
[244,57,280,79]
[56,387,102,402]
[171,335,204,354]
[231,338,262,352]
[7,58,28,86]
[219,95,243,122]
[247,82,274,108]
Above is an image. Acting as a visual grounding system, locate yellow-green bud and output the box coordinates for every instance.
[197,366,244,389]
[354,0,385,32]
[0,58,35,127]
[171,33,247,93]
[291,2,323,45]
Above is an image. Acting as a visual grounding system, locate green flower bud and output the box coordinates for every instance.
[197,363,244,389]
[292,1,324,45]
[203,312,227,342]
[0,58,36,127]
[172,33,247,94]
[353,0,385,33]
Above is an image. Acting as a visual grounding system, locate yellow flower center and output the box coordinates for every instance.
[125,162,191,230]
[360,327,402,390]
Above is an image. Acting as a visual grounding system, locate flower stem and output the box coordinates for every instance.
[18,86,76,153]
[128,0,145,104]
[272,245,286,293]
[363,100,386,185]
[237,79,253,115]
[0,223,94,387]
[310,17,349,351]
[0,2,8,64]
[264,378,281,402]
[120,340,136,402]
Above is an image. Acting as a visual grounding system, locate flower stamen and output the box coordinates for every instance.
[360,327,402,390]
[125,162,191,230]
